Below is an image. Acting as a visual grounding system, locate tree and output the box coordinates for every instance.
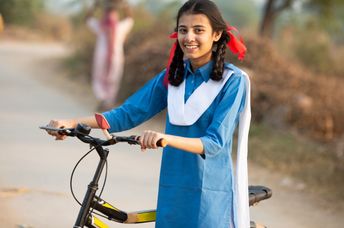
[217,0,260,28]
[260,0,294,38]
[303,0,344,35]
[260,0,344,38]
[0,0,44,26]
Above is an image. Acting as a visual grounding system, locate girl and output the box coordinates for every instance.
[46,0,251,227]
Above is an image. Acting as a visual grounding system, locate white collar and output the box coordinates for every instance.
[168,69,233,126]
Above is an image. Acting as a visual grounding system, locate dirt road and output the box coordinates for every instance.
[0,40,343,228]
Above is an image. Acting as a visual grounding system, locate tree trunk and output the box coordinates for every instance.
[260,0,276,38]
[260,0,293,38]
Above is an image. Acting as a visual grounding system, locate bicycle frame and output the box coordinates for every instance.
[76,143,271,228]
[73,133,157,227]
[40,124,271,228]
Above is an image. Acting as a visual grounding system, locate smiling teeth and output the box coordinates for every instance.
[185,45,198,49]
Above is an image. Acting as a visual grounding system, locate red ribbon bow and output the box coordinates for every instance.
[226,25,247,61]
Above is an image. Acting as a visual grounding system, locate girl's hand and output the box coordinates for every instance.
[139,130,166,151]
[45,119,76,140]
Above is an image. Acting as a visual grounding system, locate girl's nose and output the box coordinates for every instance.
[184,32,196,42]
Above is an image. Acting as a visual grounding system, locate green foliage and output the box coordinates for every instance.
[0,0,44,26]
[131,4,159,32]
[135,0,260,29]
[63,22,95,82]
[294,24,333,73]
[302,0,344,38]
[216,0,260,28]
[136,0,182,15]
[272,0,344,76]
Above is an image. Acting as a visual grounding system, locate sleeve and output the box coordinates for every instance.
[119,17,134,36]
[102,70,167,133]
[200,73,246,157]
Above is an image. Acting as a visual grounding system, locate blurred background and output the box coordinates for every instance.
[0,0,344,227]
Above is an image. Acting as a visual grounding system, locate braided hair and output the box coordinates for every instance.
[168,0,229,86]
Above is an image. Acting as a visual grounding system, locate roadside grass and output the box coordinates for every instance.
[248,123,344,203]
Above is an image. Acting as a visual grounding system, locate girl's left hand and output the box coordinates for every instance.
[139,130,166,151]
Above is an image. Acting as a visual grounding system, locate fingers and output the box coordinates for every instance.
[139,130,163,151]
[55,134,67,141]
[45,119,66,139]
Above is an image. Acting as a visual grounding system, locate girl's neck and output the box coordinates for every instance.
[189,53,213,72]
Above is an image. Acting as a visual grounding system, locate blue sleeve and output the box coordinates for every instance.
[200,73,246,157]
[102,70,167,133]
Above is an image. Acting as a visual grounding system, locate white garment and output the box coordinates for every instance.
[87,17,134,103]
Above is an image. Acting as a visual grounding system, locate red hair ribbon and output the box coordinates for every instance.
[226,25,247,61]
[163,32,178,87]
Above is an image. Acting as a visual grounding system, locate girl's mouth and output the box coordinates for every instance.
[184,44,199,51]
[184,44,198,49]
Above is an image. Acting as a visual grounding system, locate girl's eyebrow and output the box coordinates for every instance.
[178,24,206,28]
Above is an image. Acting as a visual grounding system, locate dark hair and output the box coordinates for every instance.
[168,0,229,86]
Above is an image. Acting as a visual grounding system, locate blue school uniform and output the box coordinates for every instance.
[103,60,247,228]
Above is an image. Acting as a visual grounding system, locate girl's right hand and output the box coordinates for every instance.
[45,119,76,140]
[139,130,166,151]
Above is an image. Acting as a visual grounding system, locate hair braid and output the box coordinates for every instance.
[211,33,229,81]
[168,43,185,86]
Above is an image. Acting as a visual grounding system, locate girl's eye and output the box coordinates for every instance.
[178,28,187,34]
[195,29,204,34]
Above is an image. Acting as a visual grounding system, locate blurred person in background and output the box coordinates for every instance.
[86,0,134,111]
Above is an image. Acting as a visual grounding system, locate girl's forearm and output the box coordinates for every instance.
[164,134,204,154]
[71,116,99,128]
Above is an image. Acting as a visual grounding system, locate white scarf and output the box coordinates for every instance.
[167,70,251,228]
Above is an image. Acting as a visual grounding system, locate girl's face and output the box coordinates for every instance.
[177,13,222,70]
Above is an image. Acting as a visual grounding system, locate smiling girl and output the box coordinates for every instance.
[46,0,251,227]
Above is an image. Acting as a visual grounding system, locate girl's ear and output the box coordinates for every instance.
[213,31,223,42]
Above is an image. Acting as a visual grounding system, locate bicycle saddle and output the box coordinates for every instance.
[249,185,272,206]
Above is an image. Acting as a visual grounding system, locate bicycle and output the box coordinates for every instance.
[40,114,272,228]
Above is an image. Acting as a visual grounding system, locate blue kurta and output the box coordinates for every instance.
[103,60,247,228]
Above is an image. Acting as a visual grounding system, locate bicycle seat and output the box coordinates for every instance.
[249,185,272,206]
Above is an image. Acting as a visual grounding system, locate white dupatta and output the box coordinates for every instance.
[167,69,251,228]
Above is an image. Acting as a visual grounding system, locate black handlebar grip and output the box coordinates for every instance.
[39,126,71,136]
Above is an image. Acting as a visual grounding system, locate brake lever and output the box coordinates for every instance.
[39,126,75,136]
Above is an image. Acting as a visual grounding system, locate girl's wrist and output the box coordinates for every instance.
[69,119,78,128]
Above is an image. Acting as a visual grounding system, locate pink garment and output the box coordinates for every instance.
[87,16,134,104]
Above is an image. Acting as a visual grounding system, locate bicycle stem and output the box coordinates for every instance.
[74,146,109,227]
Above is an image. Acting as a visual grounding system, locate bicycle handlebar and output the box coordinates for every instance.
[39,124,166,147]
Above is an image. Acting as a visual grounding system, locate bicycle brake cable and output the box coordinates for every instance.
[70,143,109,207]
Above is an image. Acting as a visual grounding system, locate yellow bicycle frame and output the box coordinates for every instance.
[88,215,109,228]
[85,196,156,227]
